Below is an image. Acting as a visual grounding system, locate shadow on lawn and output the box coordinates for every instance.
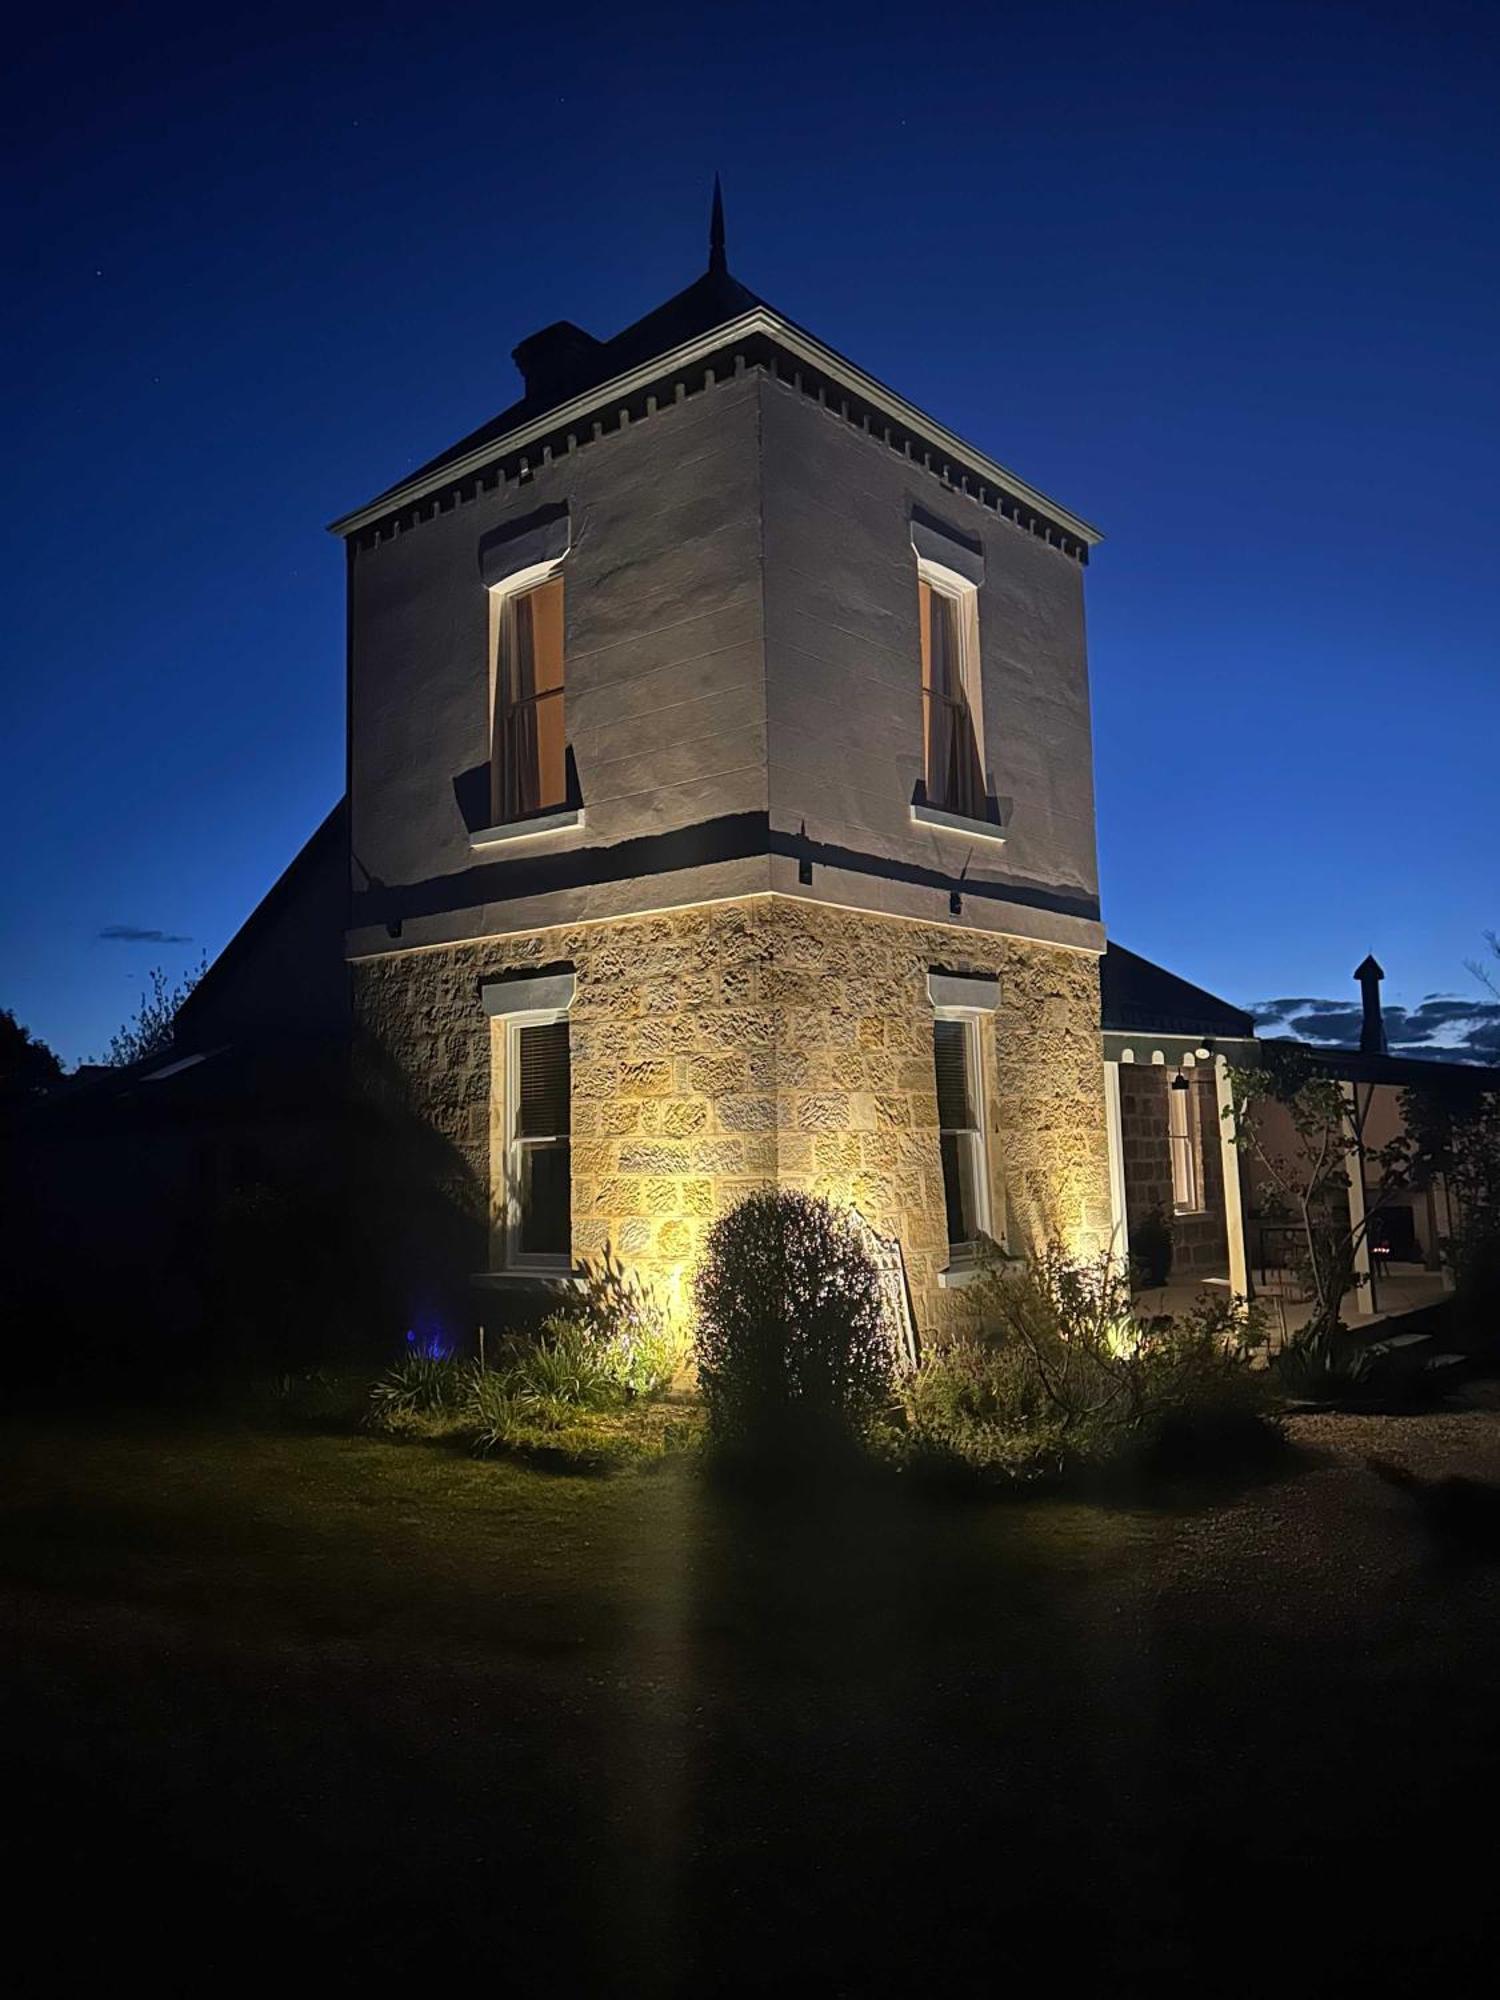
[4,1403,1500,1994]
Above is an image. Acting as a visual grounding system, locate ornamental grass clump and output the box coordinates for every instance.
[367,1337,467,1435]
[571,1244,688,1396]
[693,1189,895,1463]
[365,1252,692,1468]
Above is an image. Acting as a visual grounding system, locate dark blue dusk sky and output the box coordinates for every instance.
[4,0,1497,1064]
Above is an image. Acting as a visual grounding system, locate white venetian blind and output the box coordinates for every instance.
[933,1016,984,1250]
[516,1020,570,1139]
[933,1018,975,1130]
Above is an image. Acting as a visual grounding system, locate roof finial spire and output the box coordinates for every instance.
[709,173,726,275]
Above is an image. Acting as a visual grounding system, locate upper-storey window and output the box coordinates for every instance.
[492,564,567,824]
[916,558,985,822]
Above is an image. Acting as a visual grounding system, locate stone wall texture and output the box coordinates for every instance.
[1118,1065,1228,1279]
[352,895,1113,1342]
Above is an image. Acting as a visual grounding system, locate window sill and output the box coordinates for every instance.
[472,1268,577,1289]
[937,1260,991,1290]
[469,806,585,850]
[910,802,1006,844]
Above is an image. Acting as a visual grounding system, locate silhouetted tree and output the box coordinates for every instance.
[1470,930,1499,1004]
[102,956,206,1067]
[0,1009,63,1098]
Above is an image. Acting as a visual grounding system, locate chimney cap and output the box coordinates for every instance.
[1354,953,1385,982]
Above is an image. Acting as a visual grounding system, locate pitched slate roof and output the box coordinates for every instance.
[387,262,767,505]
[333,186,1100,560]
[1099,942,1257,1041]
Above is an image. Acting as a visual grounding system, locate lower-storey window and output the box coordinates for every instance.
[933,1011,992,1254]
[1168,1074,1200,1214]
[506,1012,571,1267]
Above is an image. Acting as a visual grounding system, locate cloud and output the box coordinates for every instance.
[98,925,194,945]
[1250,996,1350,1020]
[1405,999,1479,1026]
[1250,990,1500,1066]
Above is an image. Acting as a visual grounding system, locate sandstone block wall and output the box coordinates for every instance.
[1118,1066,1228,1279]
[352,896,1113,1342]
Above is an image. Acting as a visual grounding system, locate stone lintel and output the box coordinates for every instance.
[928,971,1000,1012]
[481,970,577,1016]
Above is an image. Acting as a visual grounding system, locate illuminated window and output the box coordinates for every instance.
[504,1011,571,1268]
[493,568,567,823]
[917,560,985,821]
[1168,1077,1200,1214]
[933,1011,991,1253]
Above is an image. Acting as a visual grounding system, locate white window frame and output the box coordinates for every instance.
[915,553,985,813]
[487,555,568,829]
[1168,1077,1201,1215]
[503,1004,572,1273]
[933,1005,994,1259]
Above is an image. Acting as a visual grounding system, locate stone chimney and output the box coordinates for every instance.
[1354,954,1387,1055]
[511,321,602,404]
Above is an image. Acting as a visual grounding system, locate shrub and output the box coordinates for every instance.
[1131,1207,1174,1289]
[900,1247,1271,1484]
[693,1189,895,1459]
[902,1337,1072,1482]
[1273,1322,1376,1403]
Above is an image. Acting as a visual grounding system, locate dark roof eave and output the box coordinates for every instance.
[1271,1038,1500,1092]
[328,303,1102,551]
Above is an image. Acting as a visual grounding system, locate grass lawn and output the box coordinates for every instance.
[4,1396,1500,1993]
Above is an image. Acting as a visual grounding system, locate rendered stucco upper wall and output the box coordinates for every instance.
[346,348,1103,963]
[759,375,1102,951]
[347,375,768,957]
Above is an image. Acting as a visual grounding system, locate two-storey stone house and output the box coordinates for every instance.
[324,198,1115,1336]
[37,203,1492,1360]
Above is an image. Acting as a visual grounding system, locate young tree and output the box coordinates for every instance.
[1467,929,1499,1002]
[102,957,206,1067]
[0,1009,63,1098]
[1221,1046,1414,1348]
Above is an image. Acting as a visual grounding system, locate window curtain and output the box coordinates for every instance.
[500,578,567,820]
[921,583,985,820]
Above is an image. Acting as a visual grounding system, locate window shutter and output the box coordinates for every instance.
[517,1020,571,1138]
